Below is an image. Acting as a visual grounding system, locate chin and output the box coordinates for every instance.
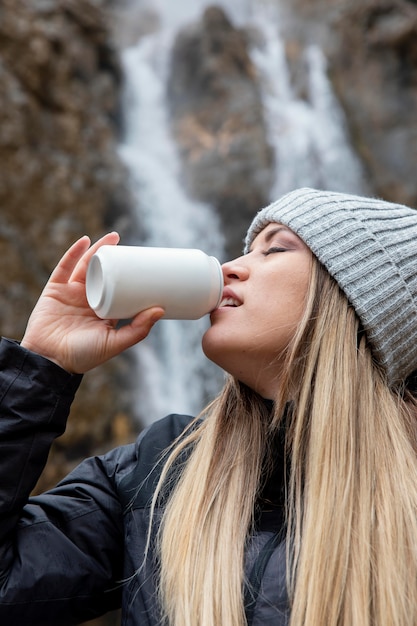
[201,329,218,365]
[201,330,231,373]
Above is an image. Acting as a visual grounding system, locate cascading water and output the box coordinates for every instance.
[118,0,367,426]
[118,32,226,426]
[250,19,368,196]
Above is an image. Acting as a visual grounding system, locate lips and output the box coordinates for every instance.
[218,288,242,308]
[219,296,241,307]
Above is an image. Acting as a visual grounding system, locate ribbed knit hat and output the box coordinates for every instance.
[244,187,417,387]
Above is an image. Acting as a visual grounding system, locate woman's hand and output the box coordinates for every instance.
[21,233,165,373]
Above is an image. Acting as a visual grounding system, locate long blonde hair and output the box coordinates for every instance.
[151,258,417,626]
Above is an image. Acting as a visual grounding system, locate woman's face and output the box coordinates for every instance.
[202,222,312,398]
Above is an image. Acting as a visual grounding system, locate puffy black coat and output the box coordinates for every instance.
[0,338,289,625]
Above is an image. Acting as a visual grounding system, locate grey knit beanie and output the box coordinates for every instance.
[244,187,417,387]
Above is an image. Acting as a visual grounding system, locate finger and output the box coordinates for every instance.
[106,307,165,356]
[48,236,91,284]
[125,306,165,338]
[70,231,120,283]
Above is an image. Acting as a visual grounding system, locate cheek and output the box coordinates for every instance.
[266,271,310,329]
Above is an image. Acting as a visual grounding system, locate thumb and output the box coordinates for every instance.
[107,306,165,356]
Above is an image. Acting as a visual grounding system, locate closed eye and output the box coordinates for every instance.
[263,247,287,256]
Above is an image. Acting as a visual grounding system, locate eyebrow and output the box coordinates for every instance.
[264,226,290,242]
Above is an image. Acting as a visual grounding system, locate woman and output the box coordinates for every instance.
[1,187,417,625]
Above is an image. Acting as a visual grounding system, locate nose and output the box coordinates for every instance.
[221,256,250,283]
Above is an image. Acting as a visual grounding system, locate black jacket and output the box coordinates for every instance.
[0,337,289,625]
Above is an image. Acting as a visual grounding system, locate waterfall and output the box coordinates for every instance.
[250,22,368,197]
[118,28,226,426]
[117,0,367,426]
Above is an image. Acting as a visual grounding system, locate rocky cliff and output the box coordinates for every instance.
[159,0,417,258]
[0,0,138,493]
[167,6,274,259]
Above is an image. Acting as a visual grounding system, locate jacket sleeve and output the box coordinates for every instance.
[0,337,126,624]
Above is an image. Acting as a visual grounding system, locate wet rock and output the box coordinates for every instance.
[167,6,274,259]
[0,0,138,495]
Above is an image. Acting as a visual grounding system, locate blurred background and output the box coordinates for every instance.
[0,0,416,623]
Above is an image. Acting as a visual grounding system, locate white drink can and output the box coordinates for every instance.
[86,245,224,320]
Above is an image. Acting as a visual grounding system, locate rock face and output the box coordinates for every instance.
[167,6,274,259]
[0,0,129,326]
[0,0,137,495]
[165,0,417,257]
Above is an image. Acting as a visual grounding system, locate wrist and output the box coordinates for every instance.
[20,338,74,374]
[0,337,83,390]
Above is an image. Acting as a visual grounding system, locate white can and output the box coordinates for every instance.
[86,245,224,320]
